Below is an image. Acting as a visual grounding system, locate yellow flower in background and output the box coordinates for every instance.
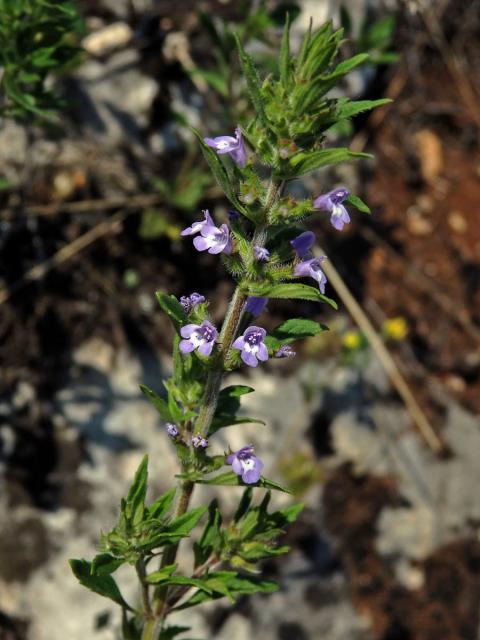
[342,330,362,350]
[383,316,408,341]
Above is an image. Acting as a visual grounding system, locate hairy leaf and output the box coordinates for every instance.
[69,559,132,610]
[245,282,337,309]
[139,384,172,422]
[155,292,187,327]
[91,553,124,576]
[126,455,148,526]
[346,193,371,214]
[288,148,372,176]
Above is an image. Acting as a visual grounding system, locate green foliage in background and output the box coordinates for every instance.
[0,0,85,121]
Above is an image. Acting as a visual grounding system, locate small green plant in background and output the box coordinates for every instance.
[0,0,85,122]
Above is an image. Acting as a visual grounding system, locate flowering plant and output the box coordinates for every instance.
[70,18,388,640]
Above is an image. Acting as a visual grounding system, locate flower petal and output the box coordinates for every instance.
[180,324,199,338]
[198,340,214,357]
[257,342,269,361]
[193,236,210,251]
[242,467,261,484]
[232,336,245,350]
[231,457,244,475]
[179,339,195,354]
[241,350,258,367]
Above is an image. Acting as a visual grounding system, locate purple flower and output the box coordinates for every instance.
[181,210,232,255]
[294,256,328,293]
[313,188,351,231]
[245,296,268,317]
[290,231,315,259]
[180,292,205,313]
[227,445,264,484]
[275,345,296,358]
[181,210,214,236]
[204,127,247,168]
[253,245,270,262]
[179,320,218,356]
[192,434,209,449]
[193,222,232,255]
[232,325,269,368]
[166,423,179,438]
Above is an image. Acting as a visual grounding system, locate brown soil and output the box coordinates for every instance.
[362,57,480,415]
[323,465,480,640]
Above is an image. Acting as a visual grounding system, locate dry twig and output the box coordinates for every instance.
[319,249,445,455]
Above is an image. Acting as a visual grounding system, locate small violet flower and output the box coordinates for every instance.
[313,188,351,231]
[290,231,315,259]
[294,256,328,294]
[245,296,268,317]
[181,209,232,255]
[204,127,247,168]
[191,434,209,449]
[227,445,264,484]
[166,423,179,438]
[181,209,213,237]
[180,292,205,313]
[232,325,269,368]
[253,245,270,262]
[179,320,217,357]
[275,345,296,358]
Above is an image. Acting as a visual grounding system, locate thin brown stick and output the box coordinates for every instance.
[420,3,480,131]
[319,249,445,454]
[0,211,127,306]
[2,193,164,218]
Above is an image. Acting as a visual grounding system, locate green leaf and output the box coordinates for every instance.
[188,68,228,96]
[245,282,337,309]
[218,385,255,400]
[210,385,260,435]
[209,415,265,436]
[234,34,269,130]
[233,487,253,522]
[69,559,133,610]
[30,46,57,68]
[277,502,304,523]
[197,471,292,493]
[195,499,222,566]
[326,53,370,79]
[288,148,372,176]
[345,193,371,214]
[279,12,291,87]
[126,455,148,526]
[147,487,176,520]
[91,553,124,576]
[159,626,191,640]
[336,98,392,120]
[192,129,245,213]
[144,564,176,583]
[155,292,187,327]
[165,506,207,538]
[174,571,278,610]
[140,384,172,422]
[270,318,328,342]
[146,574,214,594]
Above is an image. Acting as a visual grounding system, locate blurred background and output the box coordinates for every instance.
[1,0,480,638]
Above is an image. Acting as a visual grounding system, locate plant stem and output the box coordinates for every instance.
[142,180,284,640]
[136,557,153,619]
